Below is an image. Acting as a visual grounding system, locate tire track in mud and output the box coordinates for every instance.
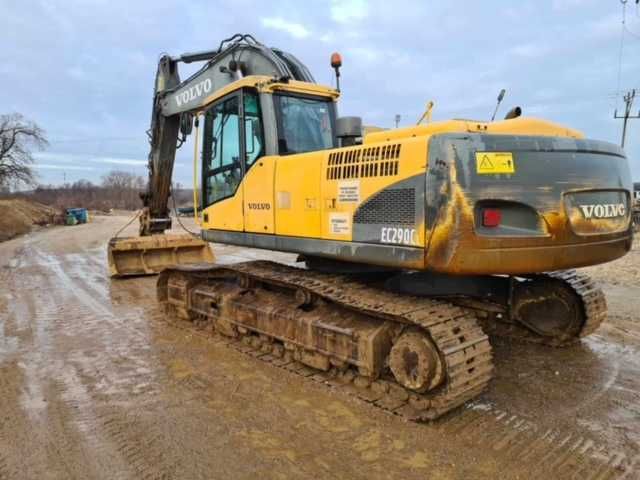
[33,265,170,479]
[163,297,640,479]
[25,245,187,479]
[0,454,8,480]
[99,413,180,480]
[0,242,165,479]
[15,254,109,479]
[58,246,640,479]
[438,403,637,479]
[6,233,639,479]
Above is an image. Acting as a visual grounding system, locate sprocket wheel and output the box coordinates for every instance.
[388,330,445,393]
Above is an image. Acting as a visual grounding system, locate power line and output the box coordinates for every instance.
[620,0,640,39]
[613,1,640,108]
[624,23,640,39]
[615,0,627,110]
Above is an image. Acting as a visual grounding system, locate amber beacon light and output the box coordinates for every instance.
[331,52,342,91]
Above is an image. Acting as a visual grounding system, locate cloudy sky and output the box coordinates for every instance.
[2,0,639,187]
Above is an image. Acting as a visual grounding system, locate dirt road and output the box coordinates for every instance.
[1,215,639,479]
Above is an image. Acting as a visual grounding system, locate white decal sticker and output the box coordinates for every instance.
[175,78,213,107]
[338,180,360,203]
[380,227,417,246]
[277,191,291,209]
[579,203,626,219]
[330,213,351,235]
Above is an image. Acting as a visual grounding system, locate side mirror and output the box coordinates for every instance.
[180,112,194,136]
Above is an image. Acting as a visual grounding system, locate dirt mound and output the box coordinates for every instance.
[0,198,58,242]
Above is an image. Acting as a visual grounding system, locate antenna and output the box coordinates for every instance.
[417,101,435,125]
[491,89,506,122]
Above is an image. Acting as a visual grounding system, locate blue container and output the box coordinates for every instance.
[65,208,88,224]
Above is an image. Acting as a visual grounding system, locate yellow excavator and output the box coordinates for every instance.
[109,34,633,420]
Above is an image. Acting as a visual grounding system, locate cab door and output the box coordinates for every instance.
[201,93,244,231]
[241,90,275,233]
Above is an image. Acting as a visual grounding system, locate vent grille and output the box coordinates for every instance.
[327,144,401,180]
[354,188,415,225]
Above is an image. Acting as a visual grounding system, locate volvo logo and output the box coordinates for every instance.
[248,202,271,210]
[175,78,213,107]
[579,203,626,219]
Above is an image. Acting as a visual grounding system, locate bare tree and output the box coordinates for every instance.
[0,113,48,188]
[101,170,146,209]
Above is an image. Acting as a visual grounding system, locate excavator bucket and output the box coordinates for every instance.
[108,234,214,277]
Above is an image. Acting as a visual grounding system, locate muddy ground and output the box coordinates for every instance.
[0,215,639,479]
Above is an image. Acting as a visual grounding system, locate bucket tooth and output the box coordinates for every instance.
[107,233,214,277]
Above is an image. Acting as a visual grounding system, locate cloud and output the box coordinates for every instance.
[91,157,147,166]
[34,153,147,167]
[345,46,379,64]
[552,0,591,12]
[3,0,640,185]
[330,0,367,23]
[67,66,86,80]
[509,43,550,59]
[34,152,82,163]
[587,12,622,39]
[261,17,310,38]
[34,164,95,171]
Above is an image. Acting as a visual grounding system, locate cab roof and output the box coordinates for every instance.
[199,75,339,111]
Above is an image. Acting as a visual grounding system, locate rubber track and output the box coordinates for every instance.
[0,453,7,480]
[165,260,494,421]
[479,270,607,347]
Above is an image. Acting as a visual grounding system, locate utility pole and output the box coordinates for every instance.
[614,89,640,148]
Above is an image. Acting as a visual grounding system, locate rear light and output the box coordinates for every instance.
[482,208,502,227]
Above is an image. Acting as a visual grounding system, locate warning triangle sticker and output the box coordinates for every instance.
[479,155,494,169]
[475,152,515,174]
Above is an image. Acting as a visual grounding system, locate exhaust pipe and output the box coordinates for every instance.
[504,106,522,120]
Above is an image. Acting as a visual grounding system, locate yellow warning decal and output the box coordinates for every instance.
[475,152,515,174]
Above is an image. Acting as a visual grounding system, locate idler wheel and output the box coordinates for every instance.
[512,278,583,341]
[389,330,444,393]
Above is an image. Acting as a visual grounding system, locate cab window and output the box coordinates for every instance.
[203,95,242,206]
[244,91,264,167]
[274,94,335,154]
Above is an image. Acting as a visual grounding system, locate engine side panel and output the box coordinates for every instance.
[424,134,633,274]
[199,131,632,275]
[319,137,428,248]
[200,135,430,269]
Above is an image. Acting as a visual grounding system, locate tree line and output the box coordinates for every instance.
[5,173,194,211]
[27,171,146,211]
[0,112,192,211]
